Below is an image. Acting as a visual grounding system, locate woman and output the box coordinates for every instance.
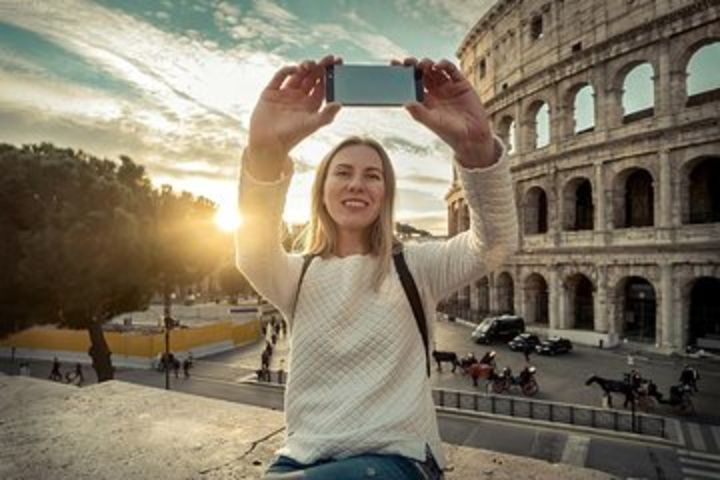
[236,55,518,479]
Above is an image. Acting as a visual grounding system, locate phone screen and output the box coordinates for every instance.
[326,65,423,106]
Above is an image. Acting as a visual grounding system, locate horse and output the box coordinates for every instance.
[585,375,635,408]
[431,350,459,373]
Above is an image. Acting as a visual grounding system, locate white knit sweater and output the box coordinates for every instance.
[235,142,518,469]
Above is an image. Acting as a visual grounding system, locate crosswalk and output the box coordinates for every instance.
[677,422,720,479]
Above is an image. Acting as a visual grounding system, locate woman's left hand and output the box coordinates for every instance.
[394,58,498,168]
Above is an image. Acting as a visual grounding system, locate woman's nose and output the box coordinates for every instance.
[347,175,365,191]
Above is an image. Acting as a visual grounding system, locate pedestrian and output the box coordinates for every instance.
[183,356,193,378]
[235,55,517,479]
[19,362,30,376]
[172,357,180,379]
[49,357,62,381]
[680,364,700,392]
[627,353,635,367]
[523,342,533,363]
[65,363,84,386]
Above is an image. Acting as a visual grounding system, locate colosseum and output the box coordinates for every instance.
[444,0,720,354]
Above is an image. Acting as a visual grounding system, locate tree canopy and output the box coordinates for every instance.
[0,143,227,381]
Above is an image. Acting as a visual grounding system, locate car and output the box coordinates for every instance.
[535,337,573,355]
[471,315,525,344]
[508,333,541,351]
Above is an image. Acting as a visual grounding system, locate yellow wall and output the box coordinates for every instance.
[0,320,260,358]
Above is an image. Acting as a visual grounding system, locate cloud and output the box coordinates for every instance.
[0,0,477,234]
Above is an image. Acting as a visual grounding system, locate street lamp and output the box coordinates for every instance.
[163,314,176,390]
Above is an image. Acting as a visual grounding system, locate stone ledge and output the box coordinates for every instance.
[0,374,616,479]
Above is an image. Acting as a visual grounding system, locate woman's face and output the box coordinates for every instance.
[323,144,386,235]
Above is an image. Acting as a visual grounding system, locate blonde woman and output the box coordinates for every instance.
[237,55,518,479]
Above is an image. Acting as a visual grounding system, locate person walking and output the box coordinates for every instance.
[49,357,62,381]
[236,55,518,479]
[680,364,700,392]
[523,342,533,363]
[183,356,193,379]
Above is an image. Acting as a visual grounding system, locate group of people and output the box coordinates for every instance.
[47,357,85,386]
[158,352,193,379]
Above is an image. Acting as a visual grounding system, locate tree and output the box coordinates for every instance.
[396,221,431,239]
[0,143,156,381]
[1,143,228,381]
[218,262,254,303]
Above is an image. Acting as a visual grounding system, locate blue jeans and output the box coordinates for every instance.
[263,451,443,479]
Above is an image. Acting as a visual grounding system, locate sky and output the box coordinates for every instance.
[0,0,498,234]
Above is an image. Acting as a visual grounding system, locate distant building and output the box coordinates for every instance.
[447,0,720,353]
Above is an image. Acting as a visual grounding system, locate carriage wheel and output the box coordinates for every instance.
[522,381,539,397]
[491,380,506,394]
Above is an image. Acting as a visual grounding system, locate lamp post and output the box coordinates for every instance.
[164,314,175,390]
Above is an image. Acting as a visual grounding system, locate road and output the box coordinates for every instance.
[5,317,720,479]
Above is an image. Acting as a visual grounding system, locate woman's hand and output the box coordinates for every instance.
[247,55,342,179]
[395,58,498,168]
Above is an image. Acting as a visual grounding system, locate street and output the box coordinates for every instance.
[4,317,720,479]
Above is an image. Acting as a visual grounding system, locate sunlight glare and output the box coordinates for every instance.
[214,205,243,232]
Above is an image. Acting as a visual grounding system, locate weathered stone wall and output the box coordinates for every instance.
[448,0,720,352]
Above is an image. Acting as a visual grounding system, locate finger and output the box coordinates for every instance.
[418,58,433,72]
[266,65,299,90]
[436,59,464,82]
[318,55,336,68]
[285,61,315,89]
[300,72,321,94]
[404,101,433,127]
[316,102,342,127]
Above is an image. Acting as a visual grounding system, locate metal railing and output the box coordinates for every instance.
[433,387,666,439]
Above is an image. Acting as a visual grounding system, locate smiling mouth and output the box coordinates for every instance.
[341,200,369,208]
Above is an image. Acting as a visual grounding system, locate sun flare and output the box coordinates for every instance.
[214,205,243,232]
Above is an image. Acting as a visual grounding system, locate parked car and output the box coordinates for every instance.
[508,333,541,351]
[535,337,573,355]
[471,315,525,344]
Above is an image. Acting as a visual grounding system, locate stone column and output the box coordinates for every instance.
[655,39,672,120]
[488,273,497,314]
[595,266,608,333]
[470,282,479,311]
[660,263,675,350]
[549,267,561,330]
[514,266,524,318]
[594,162,606,235]
[659,148,672,229]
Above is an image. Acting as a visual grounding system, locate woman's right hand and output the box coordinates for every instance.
[247,55,342,176]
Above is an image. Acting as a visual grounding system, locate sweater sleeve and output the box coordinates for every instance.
[234,150,304,321]
[406,137,519,302]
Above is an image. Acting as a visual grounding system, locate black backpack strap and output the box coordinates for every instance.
[292,254,316,319]
[393,250,431,378]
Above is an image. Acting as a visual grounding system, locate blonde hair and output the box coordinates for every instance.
[295,136,398,290]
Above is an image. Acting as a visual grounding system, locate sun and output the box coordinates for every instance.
[214,205,243,232]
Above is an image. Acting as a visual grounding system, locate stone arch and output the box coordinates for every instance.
[566,273,594,330]
[681,156,720,224]
[497,115,517,154]
[683,39,720,106]
[612,167,655,228]
[496,272,514,314]
[616,276,657,344]
[562,177,594,231]
[523,186,548,234]
[687,277,720,346]
[524,273,548,325]
[613,60,656,123]
[525,99,550,150]
[565,82,596,135]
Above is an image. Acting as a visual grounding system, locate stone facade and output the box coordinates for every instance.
[448,0,720,353]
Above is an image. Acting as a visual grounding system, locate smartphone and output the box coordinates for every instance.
[325,64,423,106]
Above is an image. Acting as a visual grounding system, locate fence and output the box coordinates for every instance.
[433,387,666,439]
[249,375,665,438]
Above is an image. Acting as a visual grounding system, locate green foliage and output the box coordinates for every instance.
[0,143,225,339]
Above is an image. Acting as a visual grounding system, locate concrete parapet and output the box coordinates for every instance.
[0,374,617,479]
